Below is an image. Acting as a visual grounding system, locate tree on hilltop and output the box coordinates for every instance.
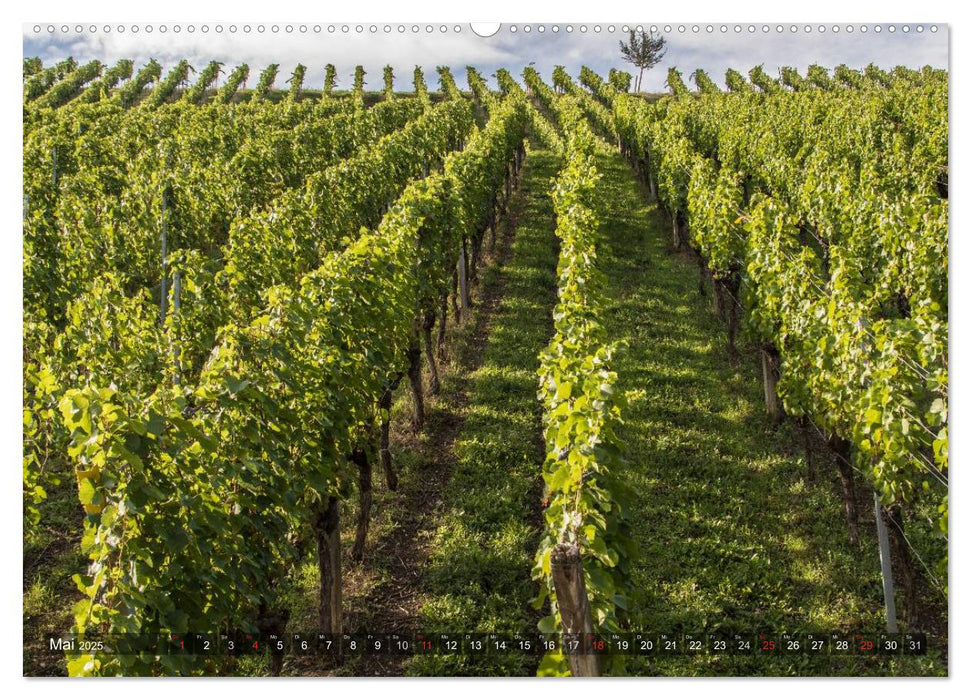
[619,28,667,92]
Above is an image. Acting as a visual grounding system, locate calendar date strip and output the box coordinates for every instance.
[48,631,928,656]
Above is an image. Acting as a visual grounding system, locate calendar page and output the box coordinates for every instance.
[22,16,948,680]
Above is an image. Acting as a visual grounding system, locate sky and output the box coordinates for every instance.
[22,22,949,93]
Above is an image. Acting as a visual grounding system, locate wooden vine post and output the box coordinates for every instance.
[160,190,168,320]
[760,344,783,422]
[423,310,441,394]
[711,271,723,317]
[350,447,373,562]
[171,268,182,385]
[505,160,513,204]
[457,240,470,314]
[406,339,425,431]
[378,378,401,491]
[723,271,742,357]
[437,293,449,359]
[828,434,860,546]
[314,496,343,637]
[489,201,498,250]
[550,543,600,677]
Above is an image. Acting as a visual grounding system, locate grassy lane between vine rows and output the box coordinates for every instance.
[23,482,85,676]
[403,149,560,676]
[272,148,561,677]
[592,151,946,677]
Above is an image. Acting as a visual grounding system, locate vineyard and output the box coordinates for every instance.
[22,57,947,677]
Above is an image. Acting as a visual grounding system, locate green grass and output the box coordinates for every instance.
[23,479,86,676]
[591,151,945,676]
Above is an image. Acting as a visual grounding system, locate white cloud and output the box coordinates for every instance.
[23,23,949,92]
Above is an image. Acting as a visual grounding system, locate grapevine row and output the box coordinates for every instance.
[607,68,948,600]
[533,95,633,677]
[59,94,529,676]
[23,97,434,525]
